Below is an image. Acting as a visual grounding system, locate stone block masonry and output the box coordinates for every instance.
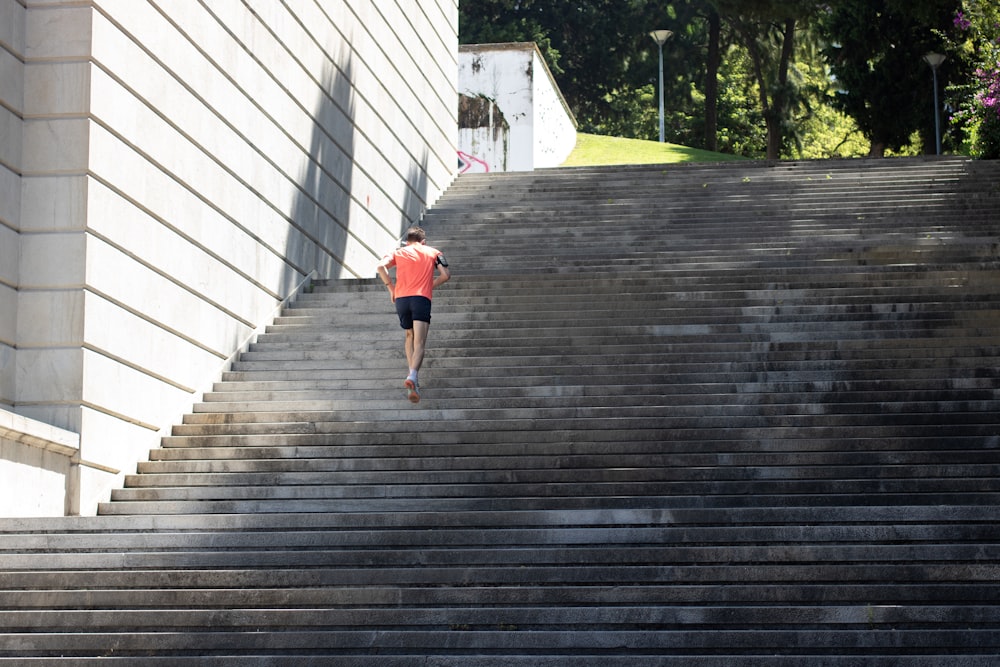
[1,0,459,515]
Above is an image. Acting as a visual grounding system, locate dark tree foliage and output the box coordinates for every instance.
[459,0,974,158]
[704,8,722,151]
[656,1,724,148]
[817,0,960,156]
[459,0,563,74]
[709,0,822,159]
[539,1,666,136]
[459,0,703,140]
[457,0,816,156]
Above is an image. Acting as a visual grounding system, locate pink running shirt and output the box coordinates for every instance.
[384,244,443,300]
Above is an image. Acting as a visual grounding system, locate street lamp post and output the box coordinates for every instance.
[650,29,673,143]
[923,52,946,155]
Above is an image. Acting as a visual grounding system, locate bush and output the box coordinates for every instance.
[975,110,1000,159]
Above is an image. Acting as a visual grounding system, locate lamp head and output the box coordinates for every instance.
[923,52,946,68]
[650,30,673,46]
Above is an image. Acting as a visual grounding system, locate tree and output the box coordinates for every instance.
[708,0,821,159]
[789,42,870,158]
[818,0,961,156]
[704,8,722,151]
[715,44,767,156]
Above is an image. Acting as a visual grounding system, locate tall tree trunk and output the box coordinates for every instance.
[704,10,721,152]
[747,16,796,160]
[743,28,774,156]
[767,17,796,160]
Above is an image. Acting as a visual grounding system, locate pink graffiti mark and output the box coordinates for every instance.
[458,151,489,174]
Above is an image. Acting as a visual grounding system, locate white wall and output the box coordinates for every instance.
[0,410,79,516]
[531,48,579,169]
[0,0,23,418]
[3,0,458,516]
[458,43,577,172]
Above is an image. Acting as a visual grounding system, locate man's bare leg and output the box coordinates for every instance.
[408,321,429,373]
[404,321,429,402]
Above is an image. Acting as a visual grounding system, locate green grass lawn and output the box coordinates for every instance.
[561,132,746,167]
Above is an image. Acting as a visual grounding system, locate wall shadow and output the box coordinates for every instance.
[400,150,430,238]
[287,53,432,280]
[288,54,356,285]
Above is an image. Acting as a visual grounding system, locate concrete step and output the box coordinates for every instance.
[7,541,996,571]
[183,398,1000,420]
[149,438,997,463]
[3,503,996,531]
[159,431,994,452]
[92,493,1000,515]
[2,604,998,630]
[196,387,1000,408]
[4,521,996,551]
[104,483,1000,508]
[2,629,999,660]
[116,461,999,486]
[0,658,991,667]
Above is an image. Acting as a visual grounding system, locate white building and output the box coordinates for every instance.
[458,43,577,173]
[0,0,458,516]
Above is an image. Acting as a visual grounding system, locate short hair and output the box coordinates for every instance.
[404,226,426,243]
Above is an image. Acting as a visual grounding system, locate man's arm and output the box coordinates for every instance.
[376,257,396,301]
[433,263,450,289]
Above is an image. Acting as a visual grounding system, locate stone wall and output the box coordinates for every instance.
[0,410,78,516]
[0,1,23,439]
[0,0,458,515]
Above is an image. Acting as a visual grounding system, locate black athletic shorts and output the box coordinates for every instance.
[395,296,432,329]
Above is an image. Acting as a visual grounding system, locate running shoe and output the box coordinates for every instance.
[404,378,420,403]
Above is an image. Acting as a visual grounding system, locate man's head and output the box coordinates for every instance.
[404,226,426,244]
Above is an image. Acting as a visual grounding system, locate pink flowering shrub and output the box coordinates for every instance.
[951,7,1000,158]
[971,68,1000,158]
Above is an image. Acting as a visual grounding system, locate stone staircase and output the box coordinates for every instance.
[1,156,999,664]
